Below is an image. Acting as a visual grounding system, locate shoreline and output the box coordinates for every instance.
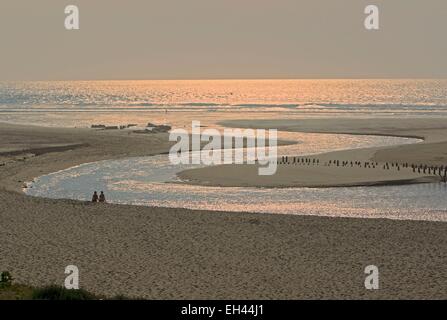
[1,120,446,299]
[0,122,175,193]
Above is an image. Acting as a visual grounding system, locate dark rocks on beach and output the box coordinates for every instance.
[133,124,172,134]
[91,124,106,129]
[92,124,139,130]
[152,125,172,133]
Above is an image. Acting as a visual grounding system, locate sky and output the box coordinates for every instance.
[0,0,446,80]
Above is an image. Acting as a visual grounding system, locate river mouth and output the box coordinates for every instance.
[24,132,447,222]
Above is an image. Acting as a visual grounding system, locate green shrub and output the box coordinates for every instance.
[31,285,97,300]
[0,271,13,289]
[0,273,131,300]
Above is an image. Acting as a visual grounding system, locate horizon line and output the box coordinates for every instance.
[2,77,447,82]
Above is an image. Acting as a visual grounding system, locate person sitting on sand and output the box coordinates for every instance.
[92,191,99,203]
[99,191,106,203]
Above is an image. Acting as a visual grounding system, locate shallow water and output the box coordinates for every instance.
[26,132,447,222]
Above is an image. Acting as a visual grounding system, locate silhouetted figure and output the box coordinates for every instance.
[99,191,106,203]
[92,191,99,203]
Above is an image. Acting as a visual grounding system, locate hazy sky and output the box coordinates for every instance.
[0,0,446,80]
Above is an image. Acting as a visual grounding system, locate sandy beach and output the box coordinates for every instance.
[0,119,446,299]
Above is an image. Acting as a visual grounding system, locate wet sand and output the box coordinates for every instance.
[178,118,447,188]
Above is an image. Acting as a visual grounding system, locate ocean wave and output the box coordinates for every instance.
[233,104,299,108]
[3,103,447,114]
[319,103,447,110]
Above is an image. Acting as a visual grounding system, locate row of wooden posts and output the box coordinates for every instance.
[276,156,447,182]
